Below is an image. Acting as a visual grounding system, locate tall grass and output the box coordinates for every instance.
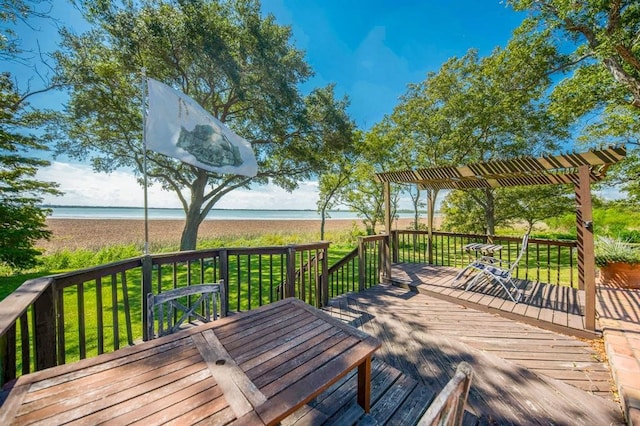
[0,228,362,302]
[545,204,640,242]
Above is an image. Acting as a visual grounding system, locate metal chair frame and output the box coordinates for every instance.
[463,233,529,303]
[147,281,223,338]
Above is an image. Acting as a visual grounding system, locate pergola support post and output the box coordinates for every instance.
[427,189,434,265]
[575,165,596,331]
[383,182,392,281]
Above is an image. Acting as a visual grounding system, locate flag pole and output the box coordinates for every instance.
[142,68,150,255]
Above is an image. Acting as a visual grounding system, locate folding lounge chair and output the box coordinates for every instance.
[462,233,529,303]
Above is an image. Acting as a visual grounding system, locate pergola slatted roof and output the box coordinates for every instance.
[375,146,626,190]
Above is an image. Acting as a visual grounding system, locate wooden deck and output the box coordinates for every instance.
[283,358,436,425]
[389,262,596,339]
[320,284,624,425]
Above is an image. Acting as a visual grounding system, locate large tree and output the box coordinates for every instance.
[441,185,574,234]
[54,0,353,250]
[382,34,567,235]
[509,0,640,200]
[311,87,358,240]
[1,0,61,270]
[0,74,60,270]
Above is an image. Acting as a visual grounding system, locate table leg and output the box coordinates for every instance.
[357,356,372,412]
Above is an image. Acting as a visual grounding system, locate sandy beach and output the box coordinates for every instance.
[39,217,433,253]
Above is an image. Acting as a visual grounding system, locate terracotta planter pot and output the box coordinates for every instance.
[599,262,640,289]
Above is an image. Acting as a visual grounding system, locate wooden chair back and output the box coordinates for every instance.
[147,281,224,339]
[418,361,473,426]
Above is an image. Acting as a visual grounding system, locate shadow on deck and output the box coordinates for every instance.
[317,284,623,425]
[389,262,596,339]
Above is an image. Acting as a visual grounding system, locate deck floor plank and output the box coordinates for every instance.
[390,263,595,339]
[320,284,623,425]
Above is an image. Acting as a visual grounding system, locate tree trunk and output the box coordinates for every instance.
[484,188,496,238]
[320,209,327,240]
[180,171,207,251]
[427,189,439,232]
[180,207,203,250]
[412,187,421,230]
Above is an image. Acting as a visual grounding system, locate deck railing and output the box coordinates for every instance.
[0,242,330,386]
[326,235,388,298]
[0,231,578,386]
[391,230,578,288]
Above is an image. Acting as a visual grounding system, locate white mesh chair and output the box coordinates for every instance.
[463,233,529,303]
[147,281,224,339]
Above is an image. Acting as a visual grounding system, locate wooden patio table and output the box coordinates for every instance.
[0,297,380,425]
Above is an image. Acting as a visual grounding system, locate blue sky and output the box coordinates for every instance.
[15,1,527,208]
[263,0,524,128]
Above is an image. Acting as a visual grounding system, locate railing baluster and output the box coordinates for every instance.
[236,254,241,311]
[121,271,133,346]
[247,254,252,310]
[111,274,119,351]
[96,277,104,355]
[557,246,562,286]
[258,255,263,306]
[19,313,29,375]
[547,244,551,284]
[55,286,65,366]
[78,282,86,360]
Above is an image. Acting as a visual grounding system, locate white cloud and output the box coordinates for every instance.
[36,161,320,210]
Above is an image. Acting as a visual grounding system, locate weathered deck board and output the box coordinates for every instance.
[390,263,594,338]
[284,358,436,426]
[320,284,623,425]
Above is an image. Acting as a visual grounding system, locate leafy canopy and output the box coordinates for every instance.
[0,0,60,270]
[55,0,354,250]
[509,0,640,201]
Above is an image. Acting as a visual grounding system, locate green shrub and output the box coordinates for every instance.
[594,236,640,267]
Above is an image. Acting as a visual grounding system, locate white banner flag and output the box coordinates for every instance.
[145,78,257,177]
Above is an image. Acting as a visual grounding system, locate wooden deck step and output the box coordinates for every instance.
[320,285,624,425]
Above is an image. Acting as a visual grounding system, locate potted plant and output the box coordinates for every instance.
[595,236,640,289]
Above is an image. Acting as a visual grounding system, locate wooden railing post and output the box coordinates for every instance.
[33,284,56,371]
[358,237,366,291]
[0,324,16,386]
[219,249,229,317]
[141,255,153,341]
[286,245,297,298]
[391,230,399,264]
[382,234,391,282]
[321,245,329,307]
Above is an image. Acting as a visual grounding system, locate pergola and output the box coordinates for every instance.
[375,146,627,331]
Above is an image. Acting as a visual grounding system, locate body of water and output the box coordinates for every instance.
[46,206,422,220]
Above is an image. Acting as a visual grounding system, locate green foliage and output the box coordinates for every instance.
[0,74,61,270]
[442,185,575,235]
[594,236,640,267]
[508,0,640,200]
[378,37,568,235]
[545,202,640,242]
[55,0,354,250]
[40,245,142,271]
[440,190,487,234]
[333,162,394,234]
